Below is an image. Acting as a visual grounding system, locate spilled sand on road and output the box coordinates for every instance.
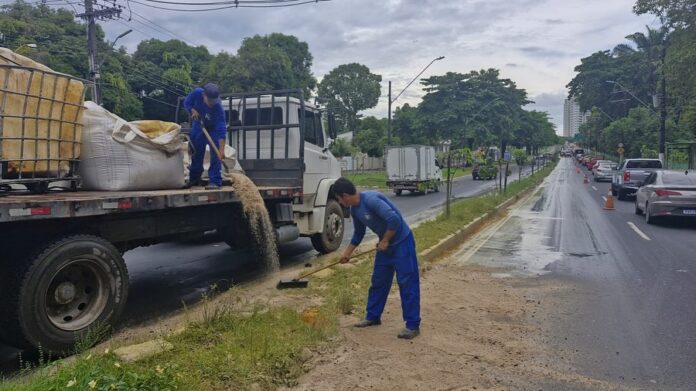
[284,261,638,391]
[230,172,280,272]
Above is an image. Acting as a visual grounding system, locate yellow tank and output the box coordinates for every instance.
[0,48,85,179]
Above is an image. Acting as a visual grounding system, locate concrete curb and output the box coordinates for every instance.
[418,168,551,264]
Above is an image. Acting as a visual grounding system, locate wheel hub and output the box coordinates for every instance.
[327,212,343,240]
[54,282,77,305]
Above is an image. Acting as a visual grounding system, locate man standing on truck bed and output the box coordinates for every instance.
[334,177,421,339]
[184,83,227,189]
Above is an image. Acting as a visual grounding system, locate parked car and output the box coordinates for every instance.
[612,159,663,200]
[634,170,696,224]
[593,162,618,182]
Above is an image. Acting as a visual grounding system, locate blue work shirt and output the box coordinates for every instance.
[350,191,411,247]
[183,87,227,139]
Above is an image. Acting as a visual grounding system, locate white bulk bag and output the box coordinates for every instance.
[78,101,185,191]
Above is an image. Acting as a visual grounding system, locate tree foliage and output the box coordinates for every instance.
[317,63,382,134]
[567,1,696,158]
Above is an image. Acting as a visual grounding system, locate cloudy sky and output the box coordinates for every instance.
[101,0,658,133]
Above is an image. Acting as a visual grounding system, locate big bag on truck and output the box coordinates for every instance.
[0,48,85,180]
[79,101,186,191]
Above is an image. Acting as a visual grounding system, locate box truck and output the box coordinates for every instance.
[385,145,442,195]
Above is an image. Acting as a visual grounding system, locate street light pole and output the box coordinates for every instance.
[387,56,445,144]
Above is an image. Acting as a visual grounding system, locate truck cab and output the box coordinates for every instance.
[224,90,345,253]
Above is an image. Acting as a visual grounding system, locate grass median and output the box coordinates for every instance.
[1,163,555,391]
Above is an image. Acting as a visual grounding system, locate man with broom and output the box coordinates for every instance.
[334,177,421,339]
[184,83,227,190]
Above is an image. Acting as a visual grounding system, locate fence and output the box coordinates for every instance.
[339,156,384,172]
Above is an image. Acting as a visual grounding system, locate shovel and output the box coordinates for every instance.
[198,119,230,174]
[277,248,378,289]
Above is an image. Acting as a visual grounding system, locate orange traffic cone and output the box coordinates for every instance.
[603,191,616,210]
[583,174,589,183]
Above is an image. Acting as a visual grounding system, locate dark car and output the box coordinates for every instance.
[612,159,663,200]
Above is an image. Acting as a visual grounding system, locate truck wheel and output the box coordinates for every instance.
[394,189,402,196]
[0,235,129,353]
[311,200,344,254]
[434,181,441,192]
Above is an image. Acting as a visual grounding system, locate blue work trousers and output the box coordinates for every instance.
[189,128,223,186]
[365,233,421,330]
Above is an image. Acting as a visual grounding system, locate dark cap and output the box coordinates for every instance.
[203,83,221,104]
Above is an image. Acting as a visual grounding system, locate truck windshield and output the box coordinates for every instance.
[243,107,284,126]
[626,160,662,169]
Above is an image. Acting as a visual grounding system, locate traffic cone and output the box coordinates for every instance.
[604,191,616,210]
[583,174,589,183]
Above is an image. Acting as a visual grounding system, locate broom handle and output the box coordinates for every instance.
[298,248,378,279]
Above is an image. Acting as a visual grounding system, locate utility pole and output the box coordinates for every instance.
[387,81,392,145]
[658,43,667,165]
[78,0,122,105]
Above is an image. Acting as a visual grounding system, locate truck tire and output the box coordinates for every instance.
[0,235,129,353]
[311,200,344,254]
[394,189,402,196]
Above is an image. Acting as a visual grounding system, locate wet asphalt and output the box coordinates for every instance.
[1,165,533,371]
[455,158,696,389]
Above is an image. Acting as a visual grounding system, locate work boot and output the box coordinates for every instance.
[205,183,222,190]
[397,327,420,339]
[187,178,202,188]
[353,319,381,328]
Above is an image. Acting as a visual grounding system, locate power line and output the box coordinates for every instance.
[126,0,328,12]
[129,10,198,45]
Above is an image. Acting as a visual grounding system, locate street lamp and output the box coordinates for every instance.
[94,29,132,105]
[387,56,445,144]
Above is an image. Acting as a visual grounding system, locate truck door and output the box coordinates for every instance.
[301,109,330,196]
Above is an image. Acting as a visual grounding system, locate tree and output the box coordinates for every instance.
[634,0,696,28]
[329,137,354,157]
[352,116,389,157]
[317,63,382,134]
[392,103,431,144]
[419,69,531,154]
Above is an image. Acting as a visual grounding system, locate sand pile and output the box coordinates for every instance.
[230,172,280,271]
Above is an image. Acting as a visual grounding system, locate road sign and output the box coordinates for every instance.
[504,151,511,161]
[618,143,624,148]
[617,147,625,155]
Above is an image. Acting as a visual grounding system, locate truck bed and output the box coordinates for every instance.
[0,186,295,223]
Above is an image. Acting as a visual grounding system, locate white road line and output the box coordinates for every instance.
[592,186,598,191]
[627,222,651,241]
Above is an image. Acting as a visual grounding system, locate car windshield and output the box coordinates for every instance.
[661,172,696,186]
[626,160,662,169]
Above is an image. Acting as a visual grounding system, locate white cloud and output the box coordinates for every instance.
[100,0,658,132]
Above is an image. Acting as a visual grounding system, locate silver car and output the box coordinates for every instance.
[592,162,617,182]
[635,170,696,224]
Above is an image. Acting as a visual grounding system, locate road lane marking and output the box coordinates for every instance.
[627,222,651,241]
[592,186,598,191]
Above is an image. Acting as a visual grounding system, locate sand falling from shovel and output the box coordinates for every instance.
[230,172,280,272]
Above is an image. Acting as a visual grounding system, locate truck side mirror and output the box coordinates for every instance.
[328,113,338,139]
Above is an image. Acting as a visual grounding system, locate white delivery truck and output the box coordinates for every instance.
[385,145,442,195]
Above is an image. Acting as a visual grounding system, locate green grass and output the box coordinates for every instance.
[1,163,555,391]
[348,168,472,189]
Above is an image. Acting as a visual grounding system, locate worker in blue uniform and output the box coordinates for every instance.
[334,177,421,339]
[184,83,227,189]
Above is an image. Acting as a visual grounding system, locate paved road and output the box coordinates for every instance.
[453,158,696,389]
[1,165,535,370]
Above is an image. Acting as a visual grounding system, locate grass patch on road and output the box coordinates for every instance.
[1,163,555,391]
[348,168,471,189]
